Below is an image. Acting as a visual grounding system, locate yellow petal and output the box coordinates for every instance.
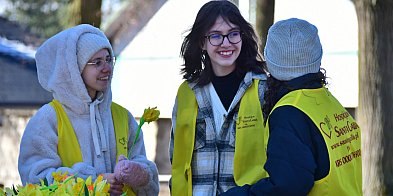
[86,176,92,185]
[142,107,160,122]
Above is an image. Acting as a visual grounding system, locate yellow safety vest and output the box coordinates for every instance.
[49,99,136,196]
[268,87,362,195]
[172,80,267,196]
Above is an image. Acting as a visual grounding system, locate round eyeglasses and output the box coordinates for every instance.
[86,56,116,71]
[205,31,242,46]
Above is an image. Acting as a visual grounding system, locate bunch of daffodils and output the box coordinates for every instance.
[0,171,110,196]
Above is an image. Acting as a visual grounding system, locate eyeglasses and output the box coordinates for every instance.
[86,56,116,71]
[205,31,242,46]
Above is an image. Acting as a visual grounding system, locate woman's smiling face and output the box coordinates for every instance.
[81,48,113,99]
[203,16,242,76]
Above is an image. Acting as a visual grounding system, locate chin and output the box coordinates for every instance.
[219,63,236,69]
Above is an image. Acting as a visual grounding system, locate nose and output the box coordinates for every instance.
[101,62,112,72]
[221,36,231,46]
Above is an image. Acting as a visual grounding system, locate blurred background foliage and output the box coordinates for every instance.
[4,0,69,38]
[2,0,126,38]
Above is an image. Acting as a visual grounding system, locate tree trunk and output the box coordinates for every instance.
[81,0,102,27]
[66,0,102,28]
[255,0,274,50]
[352,0,393,195]
[155,118,172,174]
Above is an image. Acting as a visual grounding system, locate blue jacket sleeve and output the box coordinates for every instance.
[221,106,319,196]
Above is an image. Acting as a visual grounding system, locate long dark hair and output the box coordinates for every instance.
[180,0,265,86]
[262,70,328,121]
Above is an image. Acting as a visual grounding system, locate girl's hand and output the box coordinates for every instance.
[114,155,150,187]
[102,173,124,195]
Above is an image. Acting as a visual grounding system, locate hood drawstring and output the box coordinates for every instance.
[89,95,108,157]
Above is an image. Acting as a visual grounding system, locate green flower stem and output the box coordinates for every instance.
[128,117,145,159]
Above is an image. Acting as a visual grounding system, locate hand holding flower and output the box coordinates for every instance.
[114,155,150,188]
[112,107,159,190]
[101,173,124,195]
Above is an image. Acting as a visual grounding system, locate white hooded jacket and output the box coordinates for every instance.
[18,24,159,195]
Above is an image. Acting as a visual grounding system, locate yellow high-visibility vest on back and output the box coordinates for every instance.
[172,80,267,196]
[49,99,136,196]
[268,87,362,195]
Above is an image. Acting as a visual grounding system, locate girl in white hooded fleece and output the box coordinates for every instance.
[18,24,159,195]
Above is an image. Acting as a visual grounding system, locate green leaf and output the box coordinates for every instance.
[40,185,58,191]
[63,173,78,184]
[78,181,86,195]
[12,185,18,195]
[43,178,49,186]
[84,184,89,196]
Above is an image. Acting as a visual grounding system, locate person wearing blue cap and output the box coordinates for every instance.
[221,18,362,195]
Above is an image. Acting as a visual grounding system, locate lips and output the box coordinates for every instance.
[219,50,233,56]
[98,76,109,81]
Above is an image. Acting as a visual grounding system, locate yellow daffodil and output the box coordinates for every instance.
[52,170,69,182]
[128,107,160,158]
[1,171,110,195]
[142,107,160,123]
[72,180,83,194]
[85,176,92,186]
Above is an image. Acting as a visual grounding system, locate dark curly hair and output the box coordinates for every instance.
[180,0,265,86]
[262,70,328,122]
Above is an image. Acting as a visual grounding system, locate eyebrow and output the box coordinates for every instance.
[91,55,111,61]
[207,27,241,35]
